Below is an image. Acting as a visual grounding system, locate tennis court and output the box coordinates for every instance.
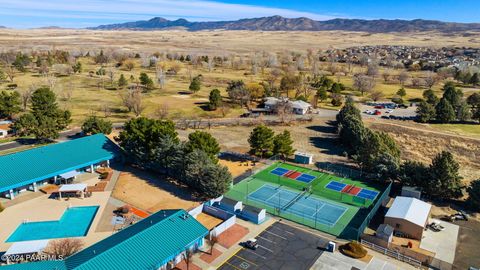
[325,180,379,201]
[226,161,387,237]
[270,167,317,184]
[248,184,348,227]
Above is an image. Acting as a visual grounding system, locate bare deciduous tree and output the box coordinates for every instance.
[121,88,144,117]
[44,238,84,259]
[353,74,376,95]
[398,71,409,86]
[424,72,438,89]
[156,67,166,89]
[370,90,385,102]
[19,86,35,111]
[154,104,169,119]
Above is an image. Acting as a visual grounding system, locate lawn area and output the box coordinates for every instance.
[429,123,480,137]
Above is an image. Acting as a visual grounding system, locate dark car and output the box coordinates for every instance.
[242,238,258,250]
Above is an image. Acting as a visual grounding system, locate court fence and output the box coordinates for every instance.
[341,181,392,240]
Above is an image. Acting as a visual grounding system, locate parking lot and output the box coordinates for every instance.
[359,103,417,120]
[218,222,328,270]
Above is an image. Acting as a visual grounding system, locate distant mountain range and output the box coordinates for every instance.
[89,16,480,33]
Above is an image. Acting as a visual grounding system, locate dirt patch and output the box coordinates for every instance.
[112,166,200,213]
[217,224,249,248]
[218,156,262,178]
[196,212,223,230]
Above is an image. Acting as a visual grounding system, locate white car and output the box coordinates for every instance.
[386,109,394,114]
[364,110,374,115]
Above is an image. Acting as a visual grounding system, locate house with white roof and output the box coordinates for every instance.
[384,196,432,240]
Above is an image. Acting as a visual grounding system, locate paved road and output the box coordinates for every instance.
[0,128,82,152]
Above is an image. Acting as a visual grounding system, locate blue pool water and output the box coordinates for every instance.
[7,206,99,242]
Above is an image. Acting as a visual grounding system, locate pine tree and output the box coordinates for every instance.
[435,98,456,123]
[273,130,295,159]
[118,74,128,88]
[248,125,274,158]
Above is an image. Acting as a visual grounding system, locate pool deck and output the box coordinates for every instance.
[0,190,112,251]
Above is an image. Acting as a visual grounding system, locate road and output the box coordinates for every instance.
[0,128,82,152]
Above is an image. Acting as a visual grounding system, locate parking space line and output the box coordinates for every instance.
[225,261,243,270]
[217,247,242,269]
[243,248,267,260]
[258,235,275,243]
[234,254,258,266]
[270,224,295,235]
[258,245,274,253]
[263,230,287,240]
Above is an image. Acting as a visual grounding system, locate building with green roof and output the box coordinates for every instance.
[0,134,120,200]
[2,209,209,270]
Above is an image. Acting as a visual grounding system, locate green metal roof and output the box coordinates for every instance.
[0,134,118,193]
[66,209,208,270]
[0,260,66,270]
[2,209,208,270]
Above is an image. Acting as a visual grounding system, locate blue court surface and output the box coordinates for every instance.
[296,174,316,183]
[357,189,379,200]
[325,181,346,192]
[248,184,347,227]
[271,167,289,176]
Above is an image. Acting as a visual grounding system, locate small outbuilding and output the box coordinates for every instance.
[294,151,313,165]
[290,100,312,115]
[375,224,394,243]
[384,196,432,240]
[215,197,242,214]
[401,186,422,199]
[58,183,87,199]
[240,205,266,224]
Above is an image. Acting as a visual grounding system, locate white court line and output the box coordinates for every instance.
[263,230,287,240]
[258,245,274,253]
[243,249,266,260]
[258,235,275,243]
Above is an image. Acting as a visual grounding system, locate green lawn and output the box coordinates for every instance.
[225,162,386,238]
[429,123,480,137]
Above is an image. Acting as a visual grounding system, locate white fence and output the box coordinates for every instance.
[360,239,422,268]
[188,204,204,218]
[210,215,236,238]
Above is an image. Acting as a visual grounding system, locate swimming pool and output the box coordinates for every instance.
[7,206,99,242]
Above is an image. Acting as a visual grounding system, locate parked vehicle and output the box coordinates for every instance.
[428,221,445,232]
[374,105,385,109]
[242,238,258,250]
[374,110,382,115]
[386,109,394,114]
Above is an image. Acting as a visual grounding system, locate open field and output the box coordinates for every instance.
[1,29,480,52]
[112,166,200,213]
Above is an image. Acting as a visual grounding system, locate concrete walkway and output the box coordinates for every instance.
[192,218,276,270]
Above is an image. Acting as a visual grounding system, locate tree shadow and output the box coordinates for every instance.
[122,165,202,203]
[177,91,192,95]
[306,122,345,156]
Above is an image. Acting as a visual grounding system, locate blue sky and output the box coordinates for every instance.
[0,0,478,29]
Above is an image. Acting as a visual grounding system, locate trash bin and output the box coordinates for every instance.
[327,241,336,252]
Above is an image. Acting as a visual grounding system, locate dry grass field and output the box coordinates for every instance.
[1,29,480,52]
[112,166,200,213]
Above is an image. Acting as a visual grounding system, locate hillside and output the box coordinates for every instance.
[90,16,480,33]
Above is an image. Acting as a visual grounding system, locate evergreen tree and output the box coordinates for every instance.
[0,91,21,119]
[435,98,456,123]
[13,87,71,141]
[429,151,463,199]
[118,74,128,88]
[467,179,480,210]
[273,130,295,159]
[189,75,202,93]
[81,116,113,135]
[396,87,407,97]
[186,131,220,162]
[399,160,430,188]
[442,82,461,108]
[316,87,328,102]
[416,101,436,123]
[139,73,154,90]
[208,89,222,110]
[248,125,274,158]
[423,89,439,105]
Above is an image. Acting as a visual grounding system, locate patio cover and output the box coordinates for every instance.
[59,170,81,179]
[5,240,49,255]
[58,183,87,192]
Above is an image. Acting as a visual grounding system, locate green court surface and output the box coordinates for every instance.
[225,162,387,238]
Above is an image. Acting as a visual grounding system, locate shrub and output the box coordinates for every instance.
[99,172,109,179]
[339,241,367,259]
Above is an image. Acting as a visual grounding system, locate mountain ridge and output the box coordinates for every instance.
[89,16,480,33]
